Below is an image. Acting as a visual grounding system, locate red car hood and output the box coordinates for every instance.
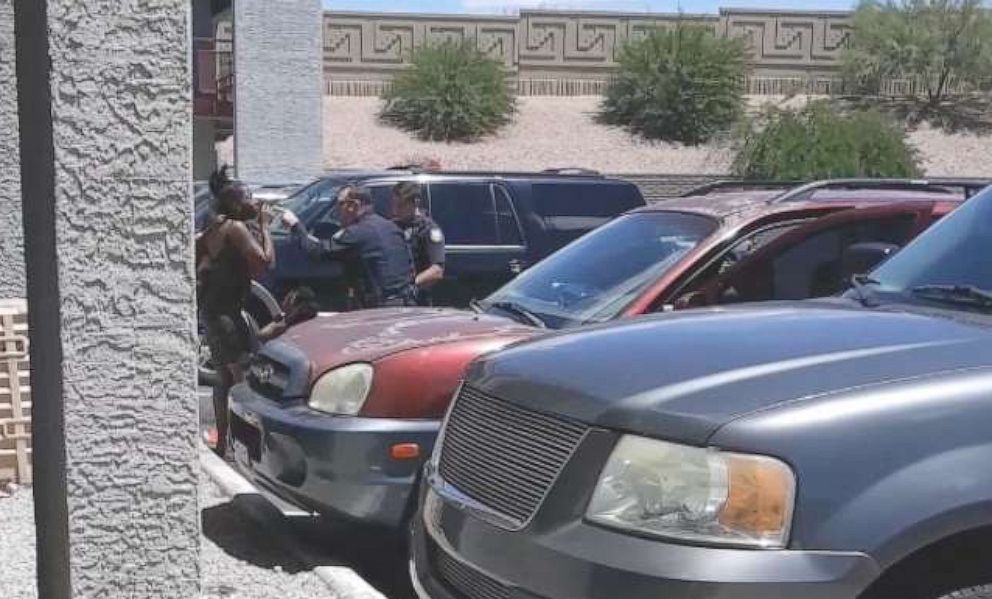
[282,308,538,375]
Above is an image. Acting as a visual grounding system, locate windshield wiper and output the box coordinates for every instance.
[849,274,881,307]
[910,285,992,311]
[488,301,547,328]
[469,299,484,314]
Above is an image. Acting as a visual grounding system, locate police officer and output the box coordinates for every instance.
[281,186,416,308]
[391,181,445,306]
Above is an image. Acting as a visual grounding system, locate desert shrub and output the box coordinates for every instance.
[732,102,921,180]
[600,23,748,144]
[380,40,515,142]
[843,0,992,103]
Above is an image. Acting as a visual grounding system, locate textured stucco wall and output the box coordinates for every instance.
[0,0,24,298]
[235,0,323,181]
[45,0,199,595]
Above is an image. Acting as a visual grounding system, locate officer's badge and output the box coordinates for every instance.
[430,227,444,243]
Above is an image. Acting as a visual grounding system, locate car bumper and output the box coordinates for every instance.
[411,475,882,599]
[228,382,440,528]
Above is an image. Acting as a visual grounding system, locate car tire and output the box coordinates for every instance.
[939,586,992,599]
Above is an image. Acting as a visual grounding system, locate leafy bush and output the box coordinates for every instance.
[732,102,921,180]
[380,40,515,142]
[843,0,992,103]
[600,23,748,144]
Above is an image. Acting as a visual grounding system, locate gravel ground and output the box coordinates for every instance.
[0,486,37,599]
[314,95,992,177]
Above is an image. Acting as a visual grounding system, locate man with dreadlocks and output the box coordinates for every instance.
[196,166,275,457]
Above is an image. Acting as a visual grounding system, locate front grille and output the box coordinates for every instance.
[433,542,510,599]
[247,354,291,400]
[438,385,588,526]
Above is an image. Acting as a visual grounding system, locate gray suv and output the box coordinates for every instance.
[412,183,992,599]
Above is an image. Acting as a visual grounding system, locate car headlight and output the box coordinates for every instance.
[586,435,795,549]
[307,363,374,415]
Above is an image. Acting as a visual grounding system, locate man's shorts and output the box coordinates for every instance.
[204,312,254,369]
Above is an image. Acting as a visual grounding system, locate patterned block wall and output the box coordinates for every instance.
[323,8,857,95]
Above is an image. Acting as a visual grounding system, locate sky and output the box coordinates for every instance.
[324,0,859,15]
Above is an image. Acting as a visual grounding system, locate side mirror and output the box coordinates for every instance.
[312,220,340,240]
[842,242,900,279]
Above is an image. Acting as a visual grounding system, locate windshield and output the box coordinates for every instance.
[271,178,347,233]
[870,185,992,309]
[482,211,718,329]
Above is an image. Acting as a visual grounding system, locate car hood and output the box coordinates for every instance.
[281,308,537,375]
[467,301,992,445]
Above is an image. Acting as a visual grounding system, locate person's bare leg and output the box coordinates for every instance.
[212,364,238,457]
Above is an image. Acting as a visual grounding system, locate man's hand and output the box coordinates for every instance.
[281,210,300,229]
[257,204,273,227]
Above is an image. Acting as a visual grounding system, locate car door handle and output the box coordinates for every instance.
[508,259,524,275]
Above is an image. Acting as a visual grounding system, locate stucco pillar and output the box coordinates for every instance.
[13,1,199,597]
[0,0,23,298]
[234,0,323,182]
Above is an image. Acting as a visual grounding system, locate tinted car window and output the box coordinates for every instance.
[483,211,718,329]
[532,182,643,218]
[873,188,992,293]
[320,184,393,225]
[495,186,524,246]
[273,178,340,232]
[429,183,498,245]
[771,215,916,299]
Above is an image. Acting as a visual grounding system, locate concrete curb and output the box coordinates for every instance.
[199,445,386,599]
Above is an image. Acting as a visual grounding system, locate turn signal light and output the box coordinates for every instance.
[390,443,421,460]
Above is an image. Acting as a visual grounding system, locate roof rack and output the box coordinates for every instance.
[771,178,991,203]
[541,167,603,177]
[681,180,805,197]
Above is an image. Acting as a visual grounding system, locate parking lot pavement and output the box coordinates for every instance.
[201,446,416,599]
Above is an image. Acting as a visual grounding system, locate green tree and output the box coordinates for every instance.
[600,23,748,144]
[843,0,992,104]
[732,102,921,180]
[380,39,515,142]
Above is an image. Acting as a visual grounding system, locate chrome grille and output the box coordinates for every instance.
[438,384,587,526]
[433,543,510,599]
[247,354,290,400]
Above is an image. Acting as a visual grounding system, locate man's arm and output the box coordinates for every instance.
[286,216,355,260]
[416,226,446,289]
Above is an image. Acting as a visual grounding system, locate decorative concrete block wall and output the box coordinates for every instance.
[235,0,324,182]
[0,0,23,298]
[323,8,856,96]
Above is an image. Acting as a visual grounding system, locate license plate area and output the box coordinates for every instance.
[230,410,262,464]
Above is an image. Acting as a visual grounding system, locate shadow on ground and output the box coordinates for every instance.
[289,516,417,599]
[834,94,992,135]
[202,497,312,574]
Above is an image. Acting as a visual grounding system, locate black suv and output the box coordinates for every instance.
[259,169,646,310]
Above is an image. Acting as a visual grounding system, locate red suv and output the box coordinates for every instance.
[228,179,983,529]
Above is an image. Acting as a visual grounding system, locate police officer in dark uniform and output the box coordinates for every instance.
[391,181,445,306]
[281,186,416,308]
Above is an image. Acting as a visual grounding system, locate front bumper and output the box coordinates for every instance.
[228,382,440,528]
[411,471,882,599]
